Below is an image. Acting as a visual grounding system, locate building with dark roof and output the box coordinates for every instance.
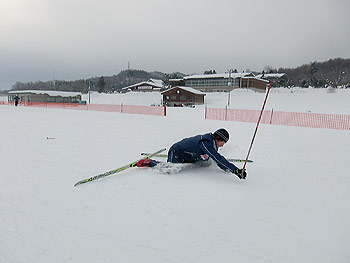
[161,86,206,106]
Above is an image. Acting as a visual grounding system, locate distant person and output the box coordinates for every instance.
[14,95,20,106]
[137,128,247,179]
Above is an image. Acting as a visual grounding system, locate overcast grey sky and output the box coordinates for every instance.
[0,0,349,89]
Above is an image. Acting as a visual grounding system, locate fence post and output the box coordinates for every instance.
[270,108,274,124]
[163,106,167,116]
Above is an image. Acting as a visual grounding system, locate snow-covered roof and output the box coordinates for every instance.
[161,86,206,95]
[256,73,285,79]
[148,78,163,86]
[123,79,163,90]
[8,90,82,97]
[241,76,270,83]
[168,78,183,81]
[183,72,253,80]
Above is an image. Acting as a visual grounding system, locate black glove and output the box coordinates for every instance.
[233,168,247,180]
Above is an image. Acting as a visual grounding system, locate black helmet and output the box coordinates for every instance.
[213,128,229,142]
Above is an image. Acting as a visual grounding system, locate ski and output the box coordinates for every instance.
[74,148,166,187]
[140,153,253,163]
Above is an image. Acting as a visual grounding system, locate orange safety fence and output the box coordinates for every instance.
[205,107,350,130]
[2,101,349,130]
[1,101,166,116]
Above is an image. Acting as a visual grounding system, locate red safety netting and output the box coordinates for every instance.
[85,104,121,113]
[1,102,165,116]
[205,108,350,130]
[120,104,166,116]
[2,102,349,130]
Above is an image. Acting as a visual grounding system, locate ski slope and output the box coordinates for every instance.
[1,88,349,262]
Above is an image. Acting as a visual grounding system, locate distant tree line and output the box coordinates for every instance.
[12,79,88,93]
[9,58,350,93]
[11,70,168,94]
[162,72,186,87]
[268,58,350,88]
[203,70,217,74]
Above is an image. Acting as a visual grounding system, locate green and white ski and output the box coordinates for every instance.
[74,148,166,187]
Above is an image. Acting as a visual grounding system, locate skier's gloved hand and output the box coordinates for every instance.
[233,168,247,179]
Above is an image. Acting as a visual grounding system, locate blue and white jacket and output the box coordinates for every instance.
[167,133,238,173]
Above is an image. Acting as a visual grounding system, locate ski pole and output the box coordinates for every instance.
[242,82,272,175]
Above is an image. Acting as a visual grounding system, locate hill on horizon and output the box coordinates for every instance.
[6,57,350,93]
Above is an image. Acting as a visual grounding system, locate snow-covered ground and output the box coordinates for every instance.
[1,88,349,263]
[79,87,350,114]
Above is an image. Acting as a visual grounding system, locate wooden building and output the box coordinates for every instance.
[239,77,270,92]
[161,86,205,106]
[8,90,83,103]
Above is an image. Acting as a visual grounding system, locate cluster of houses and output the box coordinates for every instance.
[8,72,285,107]
[121,72,284,106]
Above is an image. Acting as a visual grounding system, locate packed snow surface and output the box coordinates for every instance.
[1,88,349,262]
